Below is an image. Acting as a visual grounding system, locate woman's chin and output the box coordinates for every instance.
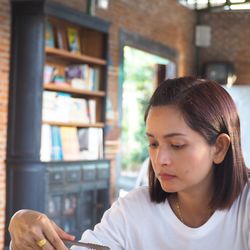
[160,183,178,193]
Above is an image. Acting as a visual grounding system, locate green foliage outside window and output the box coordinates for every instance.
[121,46,169,172]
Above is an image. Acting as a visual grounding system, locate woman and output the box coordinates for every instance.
[9,77,249,250]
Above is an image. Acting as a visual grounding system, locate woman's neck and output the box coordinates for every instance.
[169,187,215,228]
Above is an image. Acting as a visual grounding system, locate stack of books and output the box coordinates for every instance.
[42,91,96,124]
[40,126,103,161]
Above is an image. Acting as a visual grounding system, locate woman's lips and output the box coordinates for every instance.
[158,173,177,181]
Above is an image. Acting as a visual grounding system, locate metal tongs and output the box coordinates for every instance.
[63,239,110,250]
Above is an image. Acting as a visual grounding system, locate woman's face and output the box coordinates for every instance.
[146,105,217,194]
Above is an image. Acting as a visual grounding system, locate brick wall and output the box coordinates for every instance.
[198,11,250,84]
[0,0,10,248]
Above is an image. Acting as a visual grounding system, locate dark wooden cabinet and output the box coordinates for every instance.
[45,160,110,239]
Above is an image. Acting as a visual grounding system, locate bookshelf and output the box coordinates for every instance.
[42,16,109,162]
[5,1,111,245]
[42,15,111,237]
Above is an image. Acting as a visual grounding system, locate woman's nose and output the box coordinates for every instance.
[156,147,171,166]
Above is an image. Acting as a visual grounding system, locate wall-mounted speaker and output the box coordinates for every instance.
[195,25,211,47]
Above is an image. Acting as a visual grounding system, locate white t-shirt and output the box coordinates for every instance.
[73,180,250,250]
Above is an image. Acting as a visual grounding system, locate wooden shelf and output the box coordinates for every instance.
[43,120,105,128]
[45,47,107,66]
[44,83,105,97]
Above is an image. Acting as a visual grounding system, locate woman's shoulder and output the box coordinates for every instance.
[113,187,152,211]
[119,186,150,203]
[100,187,152,222]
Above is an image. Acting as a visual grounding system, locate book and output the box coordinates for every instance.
[56,25,67,50]
[77,128,103,160]
[65,64,87,79]
[42,91,72,123]
[65,64,89,89]
[67,27,81,53]
[78,129,89,151]
[44,65,55,84]
[92,67,101,91]
[88,128,103,159]
[45,21,55,48]
[69,98,90,124]
[40,124,52,161]
[60,127,80,160]
[88,67,100,91]
[70,78,86,90]
[88,99,96,124]
[77,128,89,159]
[54,92,72,123]
[98,128,104,159]
[51,126,63,160]
[42,91,57,121]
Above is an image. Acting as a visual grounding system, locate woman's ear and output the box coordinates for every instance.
[213,133,231,164]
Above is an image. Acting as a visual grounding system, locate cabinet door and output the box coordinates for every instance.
[48,194,63,226]
[77,189,96,235]
[96,189,109,223]
[62,192,79,235]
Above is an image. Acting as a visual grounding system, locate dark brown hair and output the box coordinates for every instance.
[145,76,249,210]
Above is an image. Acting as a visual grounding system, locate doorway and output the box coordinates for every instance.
[119,46,176,193]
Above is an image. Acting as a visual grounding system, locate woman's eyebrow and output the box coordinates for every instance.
[146,132,187,138]
[146,133,154,138]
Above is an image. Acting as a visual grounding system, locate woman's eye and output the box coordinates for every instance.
[148,142,158,148]
[171,144,185,149]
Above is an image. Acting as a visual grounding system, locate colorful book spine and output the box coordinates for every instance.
[45,21,55,48]
[67,27,80,53]
[51,126,63,160]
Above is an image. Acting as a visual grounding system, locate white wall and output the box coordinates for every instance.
[225,86,250,168]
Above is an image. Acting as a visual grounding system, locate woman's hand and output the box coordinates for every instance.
[9,209,75,250]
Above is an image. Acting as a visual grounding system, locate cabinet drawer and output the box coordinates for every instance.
[97,163,109,179]
[49,168,65,184]
[82,164,96,181]
[66,166,81,183]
